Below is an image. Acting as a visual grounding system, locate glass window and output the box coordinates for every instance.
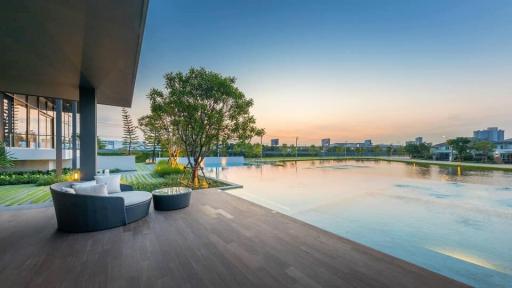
[46,101,54,117]
[13,94,26,103]
[29,108,38,148]
[13,100,27,148]
[38,98,47,111]
[28,96,38,108]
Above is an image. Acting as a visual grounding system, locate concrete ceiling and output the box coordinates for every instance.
[0,0,148,107]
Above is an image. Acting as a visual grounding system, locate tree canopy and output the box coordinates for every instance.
[447,137,471,161]
[147,68,260,186]
[138,114,161,163]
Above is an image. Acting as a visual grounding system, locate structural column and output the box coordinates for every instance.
[0,93,4,144]
[79,87,97,180]
[71,101,78,169]
[55,99,63,176]
[6,96,13,146]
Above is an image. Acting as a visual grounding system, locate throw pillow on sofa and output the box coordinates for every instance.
[61,187,76,194]
[75,184,108,196]
[94,175,122,194]
[71,180,96,190]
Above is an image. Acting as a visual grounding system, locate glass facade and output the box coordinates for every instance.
[0,92,77,149]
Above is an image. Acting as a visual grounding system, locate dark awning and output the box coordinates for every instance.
[0,0,148,107]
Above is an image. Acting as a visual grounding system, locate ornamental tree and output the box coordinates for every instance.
[138,114,161,163]
[121,108,138,155]
[149,68,260,186]
[145,90,181,166]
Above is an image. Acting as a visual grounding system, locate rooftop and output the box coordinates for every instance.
[0,188,466,287]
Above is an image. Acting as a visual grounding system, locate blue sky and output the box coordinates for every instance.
[98,0,512,145]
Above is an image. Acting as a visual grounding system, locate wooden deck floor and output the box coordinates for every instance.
[0,189,468,288]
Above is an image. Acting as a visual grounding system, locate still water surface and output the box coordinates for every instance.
[207,160,512,287]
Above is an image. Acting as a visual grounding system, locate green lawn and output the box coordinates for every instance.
[0,163,228,207]
[0,184,52,206]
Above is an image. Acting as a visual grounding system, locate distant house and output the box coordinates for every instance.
[431,142,453,161]
[494,139,512,163]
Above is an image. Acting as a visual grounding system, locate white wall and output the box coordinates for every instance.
[7,148,74,160]
[97,156,137,171]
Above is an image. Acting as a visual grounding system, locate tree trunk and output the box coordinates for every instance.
[168,146,179,167]
[152,139,156,163]
[192,163,200,188]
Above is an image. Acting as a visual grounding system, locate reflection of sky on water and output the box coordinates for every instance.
[205,160,512,288]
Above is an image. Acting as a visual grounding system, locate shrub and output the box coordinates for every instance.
[154,160,185,177]
[135,152,150,163]
[35,175,70,186]
[0,169,74,186]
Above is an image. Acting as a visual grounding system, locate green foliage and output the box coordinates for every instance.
[471,141,496,162]
[127,173,225,191]
[231,142,262,158]
[147,67,261,185]
[447,137,472,161]
[138,114,161,163]
[0,142,14,169]
[34,175,71,186]
[405,143,420,157]
[121,108,138,155]
[0,169,73,186]
[405,143,432,159]
[135,152,150,163]
[154,160,185,177]
[97,137,106,150]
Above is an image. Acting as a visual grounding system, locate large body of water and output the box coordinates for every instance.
[206,160,512,287]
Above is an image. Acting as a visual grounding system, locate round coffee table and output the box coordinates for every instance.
[152,187,192,211]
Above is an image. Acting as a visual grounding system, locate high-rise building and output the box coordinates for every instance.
[270,138,279,146]
[473,127,504,142]
[321,138,330,148]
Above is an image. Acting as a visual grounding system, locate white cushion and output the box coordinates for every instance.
[109,191,152,206]
[61,187,76,194]
[75,184,108,197]
[71,180,96,190]
[94,175,121,194]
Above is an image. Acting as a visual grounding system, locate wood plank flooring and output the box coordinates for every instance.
[0,188,468,288]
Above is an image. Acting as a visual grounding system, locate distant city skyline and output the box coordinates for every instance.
[98,0,512,145]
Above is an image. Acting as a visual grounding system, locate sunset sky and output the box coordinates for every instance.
[98,0,512,145]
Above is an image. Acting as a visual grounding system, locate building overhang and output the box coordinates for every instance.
[0,0,148,107]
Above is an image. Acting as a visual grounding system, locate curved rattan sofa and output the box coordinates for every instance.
[50,182,152,233]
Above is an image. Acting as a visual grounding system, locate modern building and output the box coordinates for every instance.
[1,92,78,170]
[1,0,148,179]
[473,127,504,142]
[321,138,331,148]
[271,138,280,146]
[332,139,373,149]
[406,137,423,145]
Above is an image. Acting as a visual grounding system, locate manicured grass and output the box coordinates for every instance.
[0,185,51,206]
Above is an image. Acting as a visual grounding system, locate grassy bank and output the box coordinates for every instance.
[247,156,512,172]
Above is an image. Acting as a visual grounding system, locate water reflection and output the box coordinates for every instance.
[206,160,512,288]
